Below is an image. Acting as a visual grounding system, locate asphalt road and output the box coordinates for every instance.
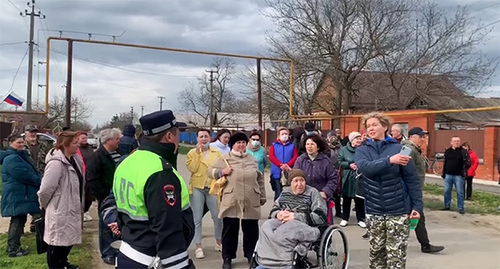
[175,154,500,269]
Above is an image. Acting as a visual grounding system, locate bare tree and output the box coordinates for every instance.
[264,0,497,119]
[265,0,412,118]
[240,60,320,125]
[371,1,498,101]
[33,94,94,129]
[177,57,238,125]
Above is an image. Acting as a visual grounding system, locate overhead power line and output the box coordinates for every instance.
[9,47,29,92]
[42,46,198,79]
[7,0,30,31]
[0,41,26,47]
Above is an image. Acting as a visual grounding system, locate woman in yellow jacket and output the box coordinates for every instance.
[186,128,223,259]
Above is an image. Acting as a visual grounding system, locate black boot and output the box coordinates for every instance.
[421,244,444,253]
[222,258,231,269]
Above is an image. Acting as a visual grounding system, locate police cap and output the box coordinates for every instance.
[139,110,187,136]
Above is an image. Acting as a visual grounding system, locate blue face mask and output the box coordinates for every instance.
[203,143,210,149]
[251,140,261,147]
[306,131,314,136]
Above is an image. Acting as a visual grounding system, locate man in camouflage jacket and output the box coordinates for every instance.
[23,125,50,232]
[24,125,50,175]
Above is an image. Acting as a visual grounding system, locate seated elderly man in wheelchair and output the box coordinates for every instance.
[254,169,328,269]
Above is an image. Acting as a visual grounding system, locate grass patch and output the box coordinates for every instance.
[178,144,195,155]
[423,183,500,215]
[0,231,94,269]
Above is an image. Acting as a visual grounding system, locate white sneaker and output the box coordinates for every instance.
[340,220,348,227]
[195,248,205,259]
[83,212,92,222]
[358,221,367,228]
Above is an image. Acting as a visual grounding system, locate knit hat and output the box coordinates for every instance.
[228,132,249,149]
[287,169,306,185]
[348,131,362,142]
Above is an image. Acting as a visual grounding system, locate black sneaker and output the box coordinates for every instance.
[65,264,80,269]
[8,248,29,258]
[459,209,465,214]
[421,244,445,253]
[439,207,450,211]
[362,232,369,240]
[102,256,115,265]
[222,258,232,269]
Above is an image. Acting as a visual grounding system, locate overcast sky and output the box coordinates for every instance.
[0,0,499,127]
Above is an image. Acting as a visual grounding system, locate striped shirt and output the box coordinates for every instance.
[110,151,121,163]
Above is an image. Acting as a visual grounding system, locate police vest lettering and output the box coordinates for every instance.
[113,150,189,221]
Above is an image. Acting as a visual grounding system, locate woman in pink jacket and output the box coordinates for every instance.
[38,131,84,269]
[462,142,479,200]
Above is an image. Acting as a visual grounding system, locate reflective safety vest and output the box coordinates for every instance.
[113,150,190,221]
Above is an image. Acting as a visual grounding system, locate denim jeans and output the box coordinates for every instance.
[444,174,465,211]
[190,187,222,245]
[7,214,27,253]
[98,200,117,259]
[269,179,282,201]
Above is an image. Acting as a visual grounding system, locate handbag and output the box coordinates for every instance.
[280,171,289,187]
[209,156,230,197]
[34,215,48,254]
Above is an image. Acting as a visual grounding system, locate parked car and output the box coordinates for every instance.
[18,133,57,148]
[87,134,99,149]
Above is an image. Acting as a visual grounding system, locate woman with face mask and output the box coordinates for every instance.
[268,127,298,201]
[207,132,266,269]
[246,132,266,174]
[186,128,223,259]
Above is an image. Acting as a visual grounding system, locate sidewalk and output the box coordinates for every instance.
[425,173,500,195]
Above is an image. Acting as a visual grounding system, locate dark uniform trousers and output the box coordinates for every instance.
[414,211,429,246]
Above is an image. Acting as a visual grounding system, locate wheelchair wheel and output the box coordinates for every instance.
[317,226,349,269]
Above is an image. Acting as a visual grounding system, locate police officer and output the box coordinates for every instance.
[113,110,195,269]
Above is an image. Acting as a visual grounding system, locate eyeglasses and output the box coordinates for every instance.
[251,138,260,141]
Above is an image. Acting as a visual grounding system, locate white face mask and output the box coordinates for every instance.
[251,140,260,147]
[203,143,210,149]
[280,135,289,142]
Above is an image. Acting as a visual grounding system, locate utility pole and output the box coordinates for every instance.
[73,98,77,129]
[205,69,216,132]
[256,59,263,130]
[21,0,45,111]
[141,106,144,117]
[130,106,134,123]
[158,96,165,111]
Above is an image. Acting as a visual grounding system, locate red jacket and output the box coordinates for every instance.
[467,149,479,177]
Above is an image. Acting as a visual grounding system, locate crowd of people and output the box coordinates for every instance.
[0,109,484,269]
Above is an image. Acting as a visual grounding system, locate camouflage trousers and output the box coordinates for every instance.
[366,214,409,269]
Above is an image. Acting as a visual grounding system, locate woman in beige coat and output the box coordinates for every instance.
[38,131,84,269]
[207,132,266,269]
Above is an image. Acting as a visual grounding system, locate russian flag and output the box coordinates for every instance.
[3,91,24,107]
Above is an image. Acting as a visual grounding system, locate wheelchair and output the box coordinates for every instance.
[249,224,349,269]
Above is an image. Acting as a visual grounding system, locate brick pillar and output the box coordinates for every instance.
[483,123,500,181]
